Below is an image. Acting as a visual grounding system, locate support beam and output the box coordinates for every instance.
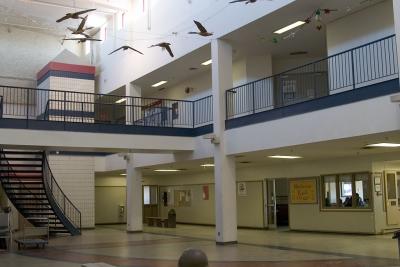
[126,154,143,233]
[211,39,237,245]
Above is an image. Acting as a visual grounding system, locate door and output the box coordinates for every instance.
[143,185,159,223]
[265,179,277,229]
[385,172,399,225]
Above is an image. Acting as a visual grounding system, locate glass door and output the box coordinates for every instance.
[265,179,277,229]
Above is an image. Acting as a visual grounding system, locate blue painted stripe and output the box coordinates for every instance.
[0,119,212,137]
[37,70,95,85]
[226,79,400,130]
[48,109,95,118]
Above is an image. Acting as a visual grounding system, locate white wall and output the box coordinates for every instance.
[95,0,295,94]
[326,0,394,56]
[49,155,95,228]
[0,25,81,88]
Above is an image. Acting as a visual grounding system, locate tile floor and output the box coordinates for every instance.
[0,224,399,267]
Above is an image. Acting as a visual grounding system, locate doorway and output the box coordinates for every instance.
[385,172,400,225]
[264,178,289,229]
[143,185,158,223]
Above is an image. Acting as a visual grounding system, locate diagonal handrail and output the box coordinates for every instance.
[41,152,81,232]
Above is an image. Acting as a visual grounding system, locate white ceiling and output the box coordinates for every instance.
[0,0,127,35]
[133,0,387,96]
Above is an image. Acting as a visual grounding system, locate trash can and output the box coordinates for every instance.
[168,209,176,228]
[393,230,400,259]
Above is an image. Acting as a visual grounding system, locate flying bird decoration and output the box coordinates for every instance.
[63,37,102,43]
[67,15,93,36]
[188,20,213,37]
[109,46,144,55]
[56,8,96,23]
[149,42,174,57]
[229,0,257,4]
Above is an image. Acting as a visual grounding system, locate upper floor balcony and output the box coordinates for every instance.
[0,35,398,139]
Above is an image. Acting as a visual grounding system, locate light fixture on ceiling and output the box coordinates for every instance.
[115,98,127,104]
[152,81,168,87]
[274,21,306,34]
[154,169,181,172]
[201,164,215,167]
[365,143,400,148]
[120,173,126,176]
[268,155,303,159]
[201,59,212,66]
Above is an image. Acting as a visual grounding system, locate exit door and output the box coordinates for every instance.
[385,172,400,225]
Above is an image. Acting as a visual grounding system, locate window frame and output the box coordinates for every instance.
[320,172,373,211]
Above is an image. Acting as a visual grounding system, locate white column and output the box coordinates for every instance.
[393,0,400,86]
[126,83,142,125]
[211,39,237,244]
[126,153,143,232]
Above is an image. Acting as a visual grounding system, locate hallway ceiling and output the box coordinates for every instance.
[134,0,387,96]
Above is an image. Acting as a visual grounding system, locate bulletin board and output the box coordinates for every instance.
[174,190,192,207]
[289,178,317,204]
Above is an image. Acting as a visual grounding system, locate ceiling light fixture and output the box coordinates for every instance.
[201,164,214,167]
[274,21,306,34]
[366,143,400,148]
[120,173,126,176]
[154,169,181,172]
[201,59,212,66]
[152,81,167,87]
[268,155,303,159]
[115,98,127,104]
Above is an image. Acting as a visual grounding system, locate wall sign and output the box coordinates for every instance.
[373,172,382,195]
[237,182,247,196]
[290,178,317,204]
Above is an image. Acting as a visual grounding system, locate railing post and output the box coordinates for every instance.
[192,101,195,128]
[26,89,30,127]
[225,90,228,120]
[252,83,255,114]
[351,50,356,90]
[81,102,84,123]
[63,91,67,127]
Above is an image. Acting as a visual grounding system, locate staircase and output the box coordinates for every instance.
[0,150,81,236]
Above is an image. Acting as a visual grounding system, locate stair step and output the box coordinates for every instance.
[19,207,52,210]
[2,151,43,155]
[3,176,43,180]
[0,169,42,176]
[1,158,42,161]
[2,180,43,184]
[24,211,55,215]
[0,164,42,168]
[10,192,46,195]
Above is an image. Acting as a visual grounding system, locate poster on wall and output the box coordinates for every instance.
[289,178,317,204]
[237,182,247,196]
[202,185,209,200]
[174,190,191,207]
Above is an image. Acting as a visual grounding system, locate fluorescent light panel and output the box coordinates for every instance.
[115,98,127,104]
[201,59,212,66]
[366,143,400,148]
[120,173,126,176]
[269,155,303,159]
[274,21,306,34]
[201,164,215,167]
[154,169,181,172]
[152,81,167,87]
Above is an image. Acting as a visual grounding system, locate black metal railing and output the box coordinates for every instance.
[42,152,81,232]
[193,95,213,127]
[0,86,208,129]
[226,35,399,119]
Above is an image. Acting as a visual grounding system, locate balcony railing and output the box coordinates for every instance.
[0,86,212,129]
[226,35,399,119]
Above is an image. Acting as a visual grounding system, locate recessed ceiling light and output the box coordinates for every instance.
[115,98,127,104]
[120,173,126,176]
[268,155,303,159]
[274,21,306,34]
[365,143,400,148]
[154,169,181,172]
[152,81,167,87]
[201,59,212,66]
[201,164,214,167]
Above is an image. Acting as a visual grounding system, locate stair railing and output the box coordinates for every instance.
[0,149,48,206]
[42,152,81,233]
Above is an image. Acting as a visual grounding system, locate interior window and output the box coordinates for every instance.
[355,173,370,208]
[143,186,150,205]
[323,175,337,207]
[339,174,353,207]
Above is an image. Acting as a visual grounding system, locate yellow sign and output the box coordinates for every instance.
[290,179,317,204]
